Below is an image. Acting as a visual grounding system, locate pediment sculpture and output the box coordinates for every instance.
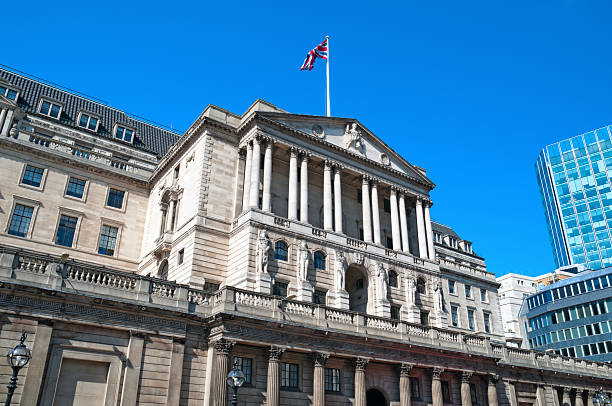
[343,123,365,155]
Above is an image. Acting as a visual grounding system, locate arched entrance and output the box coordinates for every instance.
[346,265,368,313]
[366,388,387,406]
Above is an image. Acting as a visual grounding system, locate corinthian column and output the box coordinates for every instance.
[415,198,428,259]
[371,180,381,245]
[249,136,262,208]
[354,358,369,406]
[424,200,435,260]
[242,142,253,211]
[288,148,299,220]
[399,193,410,253]
[487,375,499,406]
[361,177,372,243]
[313,352,329,406]
[334,165,343,233]
[575,390,584,406]
[399,363,413,406]
[212,339,233,406]
[267,346,284,406]
[390,187,401,251]
[562,387,571,406]
[431,368,444,406]
[323,160,333,230]
[300,153,310,223]
[460,371,473,406]
[262,139,274,212]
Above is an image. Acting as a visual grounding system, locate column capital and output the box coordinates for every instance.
[212,339,233,355]
[323,158,335,169]
[263,136,276,147]
[300,151,312,160]
[400,362,413,377]
[268,346,285,361]
[461,371,473,383]
[354,357,369,372]
[239,148,247,158]
[333,164,344,173]
[487,374,499,385]
[416,196,425,205]
[432,367,444,379]
[313,352,330,367]
[370,178,380,187]
[253,133,263,143]
[289,146,300,157]
[361,175,372,184]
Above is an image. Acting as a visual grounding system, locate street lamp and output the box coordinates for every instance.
[593,387,611,406]
[226,360,245,406]
[5,332,31,406]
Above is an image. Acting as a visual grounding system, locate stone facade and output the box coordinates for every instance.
[0,68,610,405]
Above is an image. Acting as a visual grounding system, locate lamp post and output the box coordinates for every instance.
[5,332,31,406]
[226,360,245,406]
[593,387,611,406]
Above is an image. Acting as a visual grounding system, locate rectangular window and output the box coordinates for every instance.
[451,306,459,327]
[449,280,455,294]
[468,309,475,331]
[281,363,299,388]
[55,215,78,247]
[178,249,184,265]
[39,100,61,119]
[383,199,391,213]
[313,289,326,305]
[420,311,429,326]
[21,165,44,187]
[390,305,400,320]
[98,225,118,256]
[484,313,491,333]
[174,165,180,179]
[357,189,362,203]
[106,188,125,209]
[386,237,393,249]
[0,85,18,100]
[324,368,340,392]
[66,177,86,199]
[480,288,487,302]
[78,113,99,131]
[442,381,451,403]
[203,281,220,292]
[115,125,134,143]
[8,204,34,237]
[234,357,252,385]
[465,285,472,298]
[273,281,288,297]
[410,377,420,399]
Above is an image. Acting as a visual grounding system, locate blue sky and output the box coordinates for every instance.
[7,0,612,277]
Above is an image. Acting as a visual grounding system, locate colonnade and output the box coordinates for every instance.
[240,136,436,260]
[0,106,15,136]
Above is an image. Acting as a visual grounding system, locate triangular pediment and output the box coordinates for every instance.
[257,112,434,187]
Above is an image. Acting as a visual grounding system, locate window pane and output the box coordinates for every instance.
[66,177,86,198]
[6,89,17,100]
[79,114,89,128]
[98,225,118,256]
[275,241,288,260]
[116,127,124,140]
[234,357,252,384]
[107,188,125,209]
[40,101,51,115]
[22,165,44,187]
[8,204,34,237]
[50,104,60,118]
[124,129,133,142]
[88,117,98,130]
[55,215,78,247]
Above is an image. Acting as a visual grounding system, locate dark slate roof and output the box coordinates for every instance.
[432,221,461,239]
[0,67,180,158]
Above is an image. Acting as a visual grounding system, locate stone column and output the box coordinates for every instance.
[167,339,185,406]
[267,346,284,406]
[249,136,262,208]
[415,198,428,259]
[424,200,435,260]
[371,180,381,245]
[165,200,176,232]
[399,363,413,406]
[354,358,369,406]
[390,187,401,251]
[586,389,595,406]
[0,109,6,135]
[431,368,444,406]
[323,160,333,230]
[212,339,233,406]
[505,381,518,406]
[242,142,253,211]
[362,177,372,243]
[288,148,299,220]
[460,371,473,406]
[575,390,585,406]
[399,193,410,253]
[334,165,343,233]
[487,375,499,406]
[300,154,309,223]
[262,139,274,212]
[120,332,145,406]
[21,321,53,406]
[1,109,13,136]
[562,387,571,406]
[313,352,329,406]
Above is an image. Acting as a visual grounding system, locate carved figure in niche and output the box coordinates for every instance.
[343,123,365,155]
[297,241,310,282]
[376,263,388,302]
[335,250,347,291]
[255,229,271,274]
[406,276,416,305]
[433,279,444,313]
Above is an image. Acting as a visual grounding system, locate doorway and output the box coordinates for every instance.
[366,388,387,406]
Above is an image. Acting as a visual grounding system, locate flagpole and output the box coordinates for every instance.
[326,35,331,117]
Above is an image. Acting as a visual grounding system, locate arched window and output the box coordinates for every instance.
[417,278,426,294]
[275,241,288,261]
[388,270,398,288]
[314,251,326,270]
[158,260,169,280]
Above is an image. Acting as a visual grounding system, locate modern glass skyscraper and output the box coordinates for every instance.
[536,126,612,270]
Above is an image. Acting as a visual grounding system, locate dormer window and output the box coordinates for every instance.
[78,112,100,132]
[0,85,18,101]
[114,125,135,143]
[39,99,62,119]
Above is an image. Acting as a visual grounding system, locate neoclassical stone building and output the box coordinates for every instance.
[0,67,609,406]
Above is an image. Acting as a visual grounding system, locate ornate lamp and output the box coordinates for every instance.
[5,332,31,406]
[226,360,246,406]
[593,387,611,406]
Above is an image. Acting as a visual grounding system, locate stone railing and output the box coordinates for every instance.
[0,246,610,380]
[438,258,494,280]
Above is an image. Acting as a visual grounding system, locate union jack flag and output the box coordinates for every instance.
[300,39,328,71]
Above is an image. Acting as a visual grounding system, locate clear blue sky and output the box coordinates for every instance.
[7,0,612,277]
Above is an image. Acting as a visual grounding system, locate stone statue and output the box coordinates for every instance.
[433,279,444,313]
[255,229,271,274]
[376,263,388,302]
[406,276,416,306]
[335,250,347,291]
[343,123,365,154]
[297,241,310,282]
